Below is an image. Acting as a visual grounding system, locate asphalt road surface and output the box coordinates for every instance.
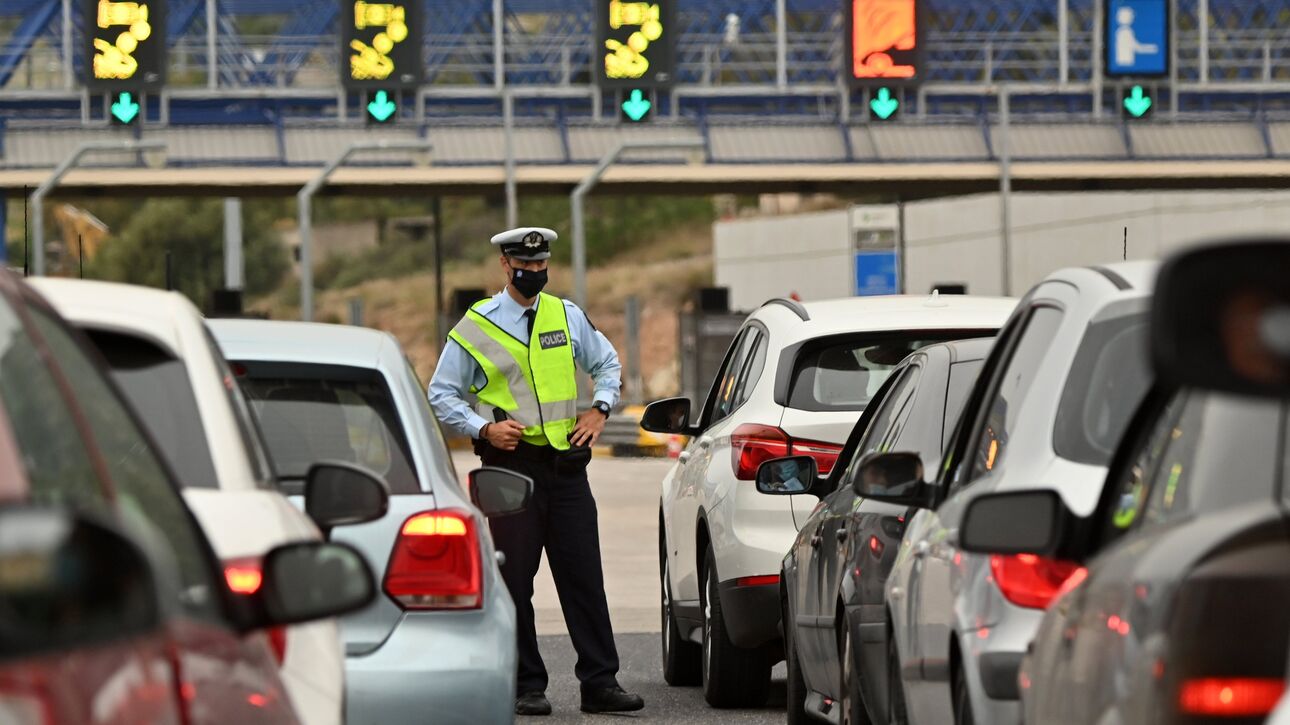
[453,452,789,724]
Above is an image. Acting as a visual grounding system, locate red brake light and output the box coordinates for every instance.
[988,554,1084,610]
[735,575,780,587]
[224,558,263,595]
[868,535,885,557]
[730,425,843,480]
[1178,678,1285,717]
[384,510,482,610]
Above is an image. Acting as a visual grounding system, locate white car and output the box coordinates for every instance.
[30,278,379,725]
[641,294,1016,708]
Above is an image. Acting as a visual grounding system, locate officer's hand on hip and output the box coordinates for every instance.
[484,420,526,451]
[570,408,608,448]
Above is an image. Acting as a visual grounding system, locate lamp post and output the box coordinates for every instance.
[570,139,706,308]
[31,140,167,277]
[297,139,433,321]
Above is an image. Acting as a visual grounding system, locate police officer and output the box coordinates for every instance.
[428,227,644,717]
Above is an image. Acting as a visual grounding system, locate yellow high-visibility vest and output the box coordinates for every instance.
[448,293,578,450]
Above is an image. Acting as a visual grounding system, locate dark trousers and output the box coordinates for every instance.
[481,447,621,695]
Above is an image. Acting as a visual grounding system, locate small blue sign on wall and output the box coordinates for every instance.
[855,251,899,296]
[1106,0,1169,77]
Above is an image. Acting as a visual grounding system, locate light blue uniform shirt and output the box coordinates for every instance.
[428,290,622,439]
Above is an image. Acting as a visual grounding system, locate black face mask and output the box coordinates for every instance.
[509,265,548,299]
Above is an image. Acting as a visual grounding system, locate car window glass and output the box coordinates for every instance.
[204,327,276,486]
[1139,392,1281,529]
[944,359,985,451]
[968,307,1063,481]
[712,329,756,422]
[846,366,920,483]
[734,331,768,408]
[0,301,103,505]
[238,366,420,494]
[1053,313,1151,466]
[405,360,452,491]
[84,330,221,490]
[1101,392,1184,539]
[872,366,924,456]
[26,308,222,621]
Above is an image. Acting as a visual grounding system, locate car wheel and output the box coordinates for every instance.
[660,543,701,686]
[784,593,809,724]
[701,547,771,708]
[840,625,872,725]
[953,660,975,725]
[887,623,910,725]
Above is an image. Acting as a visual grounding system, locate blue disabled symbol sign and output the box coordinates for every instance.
[1106,0,1168,76]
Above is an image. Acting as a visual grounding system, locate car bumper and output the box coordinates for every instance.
[345,592,517,725]
[717,579,781,650]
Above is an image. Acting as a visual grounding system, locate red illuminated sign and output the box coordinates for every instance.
[847,0,923,86]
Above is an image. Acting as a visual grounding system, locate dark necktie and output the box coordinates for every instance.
[524,309,536,338]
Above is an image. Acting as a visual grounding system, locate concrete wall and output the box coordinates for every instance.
[714,208,852,311]
[905,190,1290,296]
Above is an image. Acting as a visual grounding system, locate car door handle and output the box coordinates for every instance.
[698,437,713,449]
[678,451,691,463]
[913,541,931,559]
[836,529,848,543]
[810,535,822,548]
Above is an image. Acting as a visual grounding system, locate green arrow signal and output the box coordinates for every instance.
[1124,85,1152,118]
[870,87,899,120]
[367,90,397,122]
[622,89,652,122]
[111,92,140,124]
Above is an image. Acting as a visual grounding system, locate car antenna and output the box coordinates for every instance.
[1123,227,1128,261]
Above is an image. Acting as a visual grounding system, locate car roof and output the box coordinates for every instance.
[207,318,402,371]
[751,294,1018,341]
[28,278,200,356]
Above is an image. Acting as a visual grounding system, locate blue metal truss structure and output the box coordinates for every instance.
[4,0,1290,121]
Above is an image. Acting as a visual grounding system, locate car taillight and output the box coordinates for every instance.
[730,424,842,480]
[735,575,779,587]
[224,557,263,595]
[1178,678,1285,717]
[989,554,1084,610]
[384,510,482,610]
[0,693,53,725]
[868,535,885,558]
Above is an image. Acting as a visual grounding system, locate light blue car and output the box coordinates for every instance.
[209,319,520,725]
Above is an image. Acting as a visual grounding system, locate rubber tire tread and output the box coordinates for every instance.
[841,626,872,725]
[701,548,771,708]
[661,532,701,686]
[784,595,809,724]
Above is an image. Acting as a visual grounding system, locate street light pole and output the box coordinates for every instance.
[31,140,167,276]
[298,139,433,321]
[570,139,705,308]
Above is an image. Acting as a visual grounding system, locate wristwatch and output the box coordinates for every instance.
[592,401,611,419]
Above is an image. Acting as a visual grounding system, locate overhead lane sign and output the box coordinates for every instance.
[1105,0,1168,77]
[847,0,923,86]
[598,0,676,89]
[343,0,423,89]
[86,0,167,89]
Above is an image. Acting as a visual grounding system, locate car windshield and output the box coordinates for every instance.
[787,331,991,412]
[236,363,420,494]
[86,330,221,490]
[1053,312,1152,466]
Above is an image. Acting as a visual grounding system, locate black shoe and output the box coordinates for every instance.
[516,691,552,716]
[581,686,644,713]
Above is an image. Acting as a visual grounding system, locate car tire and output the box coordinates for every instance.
[952,659,975,725]
[660,537,701,686]
[840,625,872,725]
[784,594,809,724]
[887,622,910,725]
[701,547,771,708]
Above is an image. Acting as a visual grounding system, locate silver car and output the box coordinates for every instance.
[856,263,1157,725]
[210,319,521,725]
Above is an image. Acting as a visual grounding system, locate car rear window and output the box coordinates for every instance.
[85,330,221,490]
[1053,312,1151,466]
[236,363,420,495]
[787,332,990,412]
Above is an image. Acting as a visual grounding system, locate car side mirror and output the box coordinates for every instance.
[640,397,691,434]
[0,505,162,661]
[468,467,533,517]
[852,452,929,507]
[256,542,376,627]
[754,455,818,495]
[304,461,391,534]
[1152,239,1290,398]
[960,490,1072,556]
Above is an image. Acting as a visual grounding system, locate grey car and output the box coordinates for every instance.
[210,319,521,725]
